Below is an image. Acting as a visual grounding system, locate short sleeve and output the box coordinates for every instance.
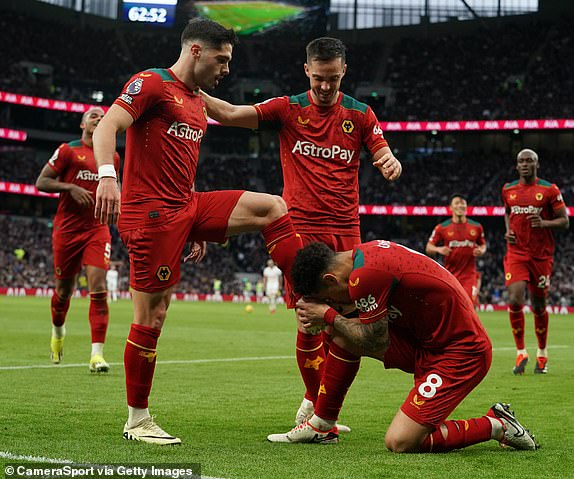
[501,186,509,208]
[254,96,290,123]
[428,225,443,246]
[362,107,388,155]
[47,143,71,176]
[349,267,393,324]
[550,184,567,211]
[113,72,163,122]
[476,224,486,246]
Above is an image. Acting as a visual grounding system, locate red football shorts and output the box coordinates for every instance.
[504,254,553,299]
[284,230,361,308]
[52,226,111,279]
[120,190,243,293]
[384,325,492,428]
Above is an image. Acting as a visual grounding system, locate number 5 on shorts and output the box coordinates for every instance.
[418,373,443,398]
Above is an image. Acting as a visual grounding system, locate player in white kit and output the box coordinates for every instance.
[263,259,283,314]
[106,264,119,302]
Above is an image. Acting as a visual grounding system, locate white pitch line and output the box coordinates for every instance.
[0,346,570,371]
[491,345,569,352]
[0,355,293,371]
[0,452,231,479]
[0,451,73,463]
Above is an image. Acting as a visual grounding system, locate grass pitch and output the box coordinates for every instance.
[1,297,573,479]
[195,1,303,35]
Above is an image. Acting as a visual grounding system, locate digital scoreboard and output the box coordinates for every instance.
[122,0,177,27]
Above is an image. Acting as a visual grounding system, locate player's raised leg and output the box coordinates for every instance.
[122,287,181,445]
[226,192,303,284]
[86,265,110,373]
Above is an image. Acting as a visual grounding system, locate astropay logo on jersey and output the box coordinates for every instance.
[511,205,543,215]
[76,170,99,181]
[448,239,475,248]
[167,122,204,142]
[292,140,355,163]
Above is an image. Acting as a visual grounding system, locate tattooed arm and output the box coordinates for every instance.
[296,299,390,356]
[332,314,390,356]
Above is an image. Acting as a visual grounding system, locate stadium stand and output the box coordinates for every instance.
[1,4,572,306]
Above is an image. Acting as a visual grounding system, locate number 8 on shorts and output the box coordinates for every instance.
[418,373,443,398]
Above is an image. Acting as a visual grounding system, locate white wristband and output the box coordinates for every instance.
[98,164,117,179]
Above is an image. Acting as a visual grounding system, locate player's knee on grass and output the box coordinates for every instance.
[385,411,435,453]
[384,431,422,453]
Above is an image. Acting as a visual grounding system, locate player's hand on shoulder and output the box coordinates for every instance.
[95,177,120,225]
[373,152,402,181]
[70,185,95,207]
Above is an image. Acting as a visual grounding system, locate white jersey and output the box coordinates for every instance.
[263,265,282,295]
[106,269,119,289]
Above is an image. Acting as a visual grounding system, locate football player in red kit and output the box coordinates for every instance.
[36,107,120,373]
[94,19,303,444]
[266,241,539,454]
[200,36,401,431]
[426,193,486,304]
[502,149,569,375]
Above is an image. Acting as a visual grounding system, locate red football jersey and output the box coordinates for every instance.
[47,139,120,234]
[255,92,388,234]
[427,218,485,280]
[114,68,208,230]
[348,241,490,352]
[502,178,567,259]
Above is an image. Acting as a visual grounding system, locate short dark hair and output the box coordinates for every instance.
[292,242,335,296]
[181,18,238,49]
[449,193,467,204]
[306,37,346,63]
[81,107,104,124]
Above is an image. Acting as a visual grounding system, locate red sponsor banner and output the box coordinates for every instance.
[0,128,27,142]
[358,205,572,216]
[0,181,58,198]
[2,90,574,131]
[2,183,573,216]
[357,205,508,216]
[0,91,108,114]
[1,287,572,313]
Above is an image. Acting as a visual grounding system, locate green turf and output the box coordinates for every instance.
[1,297,573,479]
[195,1,303,35]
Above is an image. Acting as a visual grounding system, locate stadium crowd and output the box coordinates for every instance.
[0,7,572,307]
[2,211,572,306]
[2,146,573,208]
[1,7,573,123]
